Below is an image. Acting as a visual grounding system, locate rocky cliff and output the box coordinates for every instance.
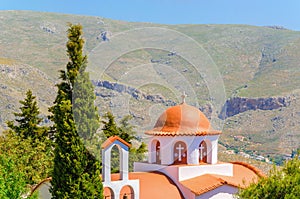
[219,97,290,119]
[93,80,291,120]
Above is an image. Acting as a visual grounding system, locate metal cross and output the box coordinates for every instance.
[181,91,187,103]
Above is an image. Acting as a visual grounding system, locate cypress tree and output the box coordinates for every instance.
[49,23,103,198]
[73,71,100,140]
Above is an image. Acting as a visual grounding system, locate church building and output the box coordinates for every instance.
[102,98,265,199]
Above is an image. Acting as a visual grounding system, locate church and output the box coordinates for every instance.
[102,97,265,199]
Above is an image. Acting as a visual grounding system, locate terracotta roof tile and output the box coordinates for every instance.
[101,135,131,149]
[180,162,264,196]
[111,172,184,199]
[180,174,226,195]
[231,161,266,178]
[145,130,222,136]
[146,103,221,136]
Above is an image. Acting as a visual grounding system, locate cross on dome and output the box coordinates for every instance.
[181,91,187,103]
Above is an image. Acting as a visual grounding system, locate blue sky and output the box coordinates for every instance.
[1,0,300,30]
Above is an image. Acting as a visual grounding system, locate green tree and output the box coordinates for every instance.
[102,112,147,171]
[238,155,300,199]
[3,90,53,185]
[49,23,103,198]
[0,131,53,185]
[73,52,99,141]
[101,111,119,139]
[0,139,39,199]
[7,89,48,141]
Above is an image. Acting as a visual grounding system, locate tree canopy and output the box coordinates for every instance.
[238,155,300,199]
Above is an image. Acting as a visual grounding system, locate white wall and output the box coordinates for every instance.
[178,163,233,181]
[103,180,140,199]
[148,135,220,165]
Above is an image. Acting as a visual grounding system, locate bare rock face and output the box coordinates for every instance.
[93,80,213,118]
[219,97,290,119]
[94,80,291,121]
[93,80,176,105]
[97,31,111,41]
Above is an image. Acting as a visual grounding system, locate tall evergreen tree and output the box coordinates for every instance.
[73,71,100,140]
[49,23,103,198]
[7,89,48,141]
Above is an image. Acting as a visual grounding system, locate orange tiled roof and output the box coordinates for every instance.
[180,162,264,196]
[230,161,266,178]
[101,135,131,149]
[146,103,221,136]
[111,172,184,199]
[145,130,222,136]
[180,174,227,195]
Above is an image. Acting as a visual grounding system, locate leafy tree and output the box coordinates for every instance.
[49,23,103,198]
[0,155,28,199]
[238,155,300,199]
[102,112,147,171]
[0,131,53,185]
[2,90,53,185]
[7,89,48,141]
[0,139,38,199]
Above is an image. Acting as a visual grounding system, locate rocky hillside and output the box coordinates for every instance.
[219,96,291,119]
[0,10,299,160]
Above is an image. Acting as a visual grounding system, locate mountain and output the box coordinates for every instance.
[0,10,299,162]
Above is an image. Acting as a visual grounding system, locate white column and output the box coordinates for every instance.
[102,148,111,182]
[211,139,218,164]
[120,148,129,180]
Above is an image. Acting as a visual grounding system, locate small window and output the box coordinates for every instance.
[199,141,207,163]
[173,141,187,164]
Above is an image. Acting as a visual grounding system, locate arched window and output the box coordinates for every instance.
[199,141,207,163]
[111,145,121,176]
[155,141,161,164]
[120,185,134,199]
[173,141,187,164]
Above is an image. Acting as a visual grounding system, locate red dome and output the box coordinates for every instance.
[146,103,221,136]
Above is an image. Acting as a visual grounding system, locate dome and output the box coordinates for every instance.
[146,103,221,136]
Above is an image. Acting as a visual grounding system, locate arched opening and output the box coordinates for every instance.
[155,141,161,164]
[151,139,161,164]
[104,187,115,199]
[111,145,121,179]
[199,140,207,163]
[173,141,187,164]
[119,185,134,199]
